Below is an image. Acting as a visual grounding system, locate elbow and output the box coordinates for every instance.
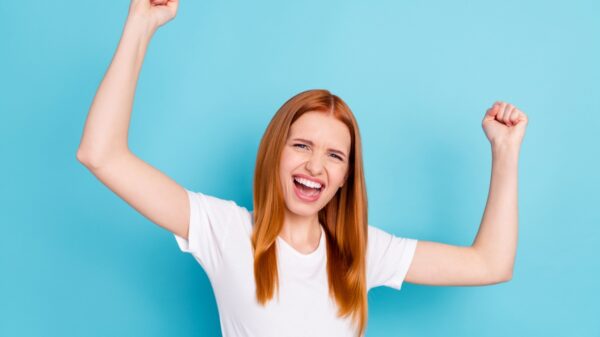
[76,148,104,170]
[76,146,127,170]
[483,262,513,284]
[499,272,513,283]
[496,268,514,283]
[76,148,89,165]
[76,148,95,168]
[477,250,514,284]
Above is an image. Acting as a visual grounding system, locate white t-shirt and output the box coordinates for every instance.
[174,189,418,337]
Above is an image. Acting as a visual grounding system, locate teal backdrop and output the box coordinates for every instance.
[1,0,598,336]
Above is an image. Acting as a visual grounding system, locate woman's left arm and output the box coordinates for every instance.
[404,101,528,286]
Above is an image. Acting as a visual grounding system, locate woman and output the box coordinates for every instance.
[76,1,529,336]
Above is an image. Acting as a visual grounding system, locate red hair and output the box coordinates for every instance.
[252,89,369,337]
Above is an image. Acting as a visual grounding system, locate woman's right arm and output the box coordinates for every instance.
[76,0,191,239]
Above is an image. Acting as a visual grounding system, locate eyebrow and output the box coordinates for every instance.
[291,138,348,158]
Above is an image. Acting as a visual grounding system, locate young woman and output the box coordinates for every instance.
[77,1,529,336]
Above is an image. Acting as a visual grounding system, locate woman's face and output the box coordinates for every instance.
[279,111,351,218]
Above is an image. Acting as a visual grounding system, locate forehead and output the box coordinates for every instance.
[288,112,351,152]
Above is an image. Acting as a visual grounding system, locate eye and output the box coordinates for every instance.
[293,143,309,150]
[329,153,343,161]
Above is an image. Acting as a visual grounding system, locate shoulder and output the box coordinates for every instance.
[366,224,393,247]
[187,190,253,237]
[365,224,418,290]
[366,224,416,254]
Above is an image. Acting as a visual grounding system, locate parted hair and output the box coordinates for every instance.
[251,89,369,337]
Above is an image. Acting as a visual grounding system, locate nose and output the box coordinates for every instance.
[305,152,324,175]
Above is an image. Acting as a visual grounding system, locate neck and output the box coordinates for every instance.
[280,208,322,246]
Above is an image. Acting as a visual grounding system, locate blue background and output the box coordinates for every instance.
[1,0,598,336]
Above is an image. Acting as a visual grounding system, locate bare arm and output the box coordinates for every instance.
[76,0,190,239]
[77,1,164,162]
[471,144,520,279]
[405,102,528,286]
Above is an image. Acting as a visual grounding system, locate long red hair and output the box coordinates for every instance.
[251,89,369,337]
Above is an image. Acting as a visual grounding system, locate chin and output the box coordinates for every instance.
[285,202,322,218]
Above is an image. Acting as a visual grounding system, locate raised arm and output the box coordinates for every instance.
[76,0,191,239]
[404,101,528,286]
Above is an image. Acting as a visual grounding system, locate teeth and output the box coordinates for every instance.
[294,177,322,189]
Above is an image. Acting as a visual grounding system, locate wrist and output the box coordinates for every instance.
[491,142,520,159]
[124,14,157,39]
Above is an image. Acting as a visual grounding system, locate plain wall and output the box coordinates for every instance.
[1,0,598,336]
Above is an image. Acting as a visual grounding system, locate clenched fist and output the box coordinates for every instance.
[127,0,179,31]
[482,101,529,149]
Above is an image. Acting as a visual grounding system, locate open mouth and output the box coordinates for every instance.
[292,175,324,201]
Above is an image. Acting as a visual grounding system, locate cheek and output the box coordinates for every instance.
[280,149,304,171]
[279,151,299,185]
[328,165,348,184]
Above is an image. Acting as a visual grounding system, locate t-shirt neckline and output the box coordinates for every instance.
[276,224,325,259]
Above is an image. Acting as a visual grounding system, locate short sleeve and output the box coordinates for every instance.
[174,188,246,278]
[366,225,418,291]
